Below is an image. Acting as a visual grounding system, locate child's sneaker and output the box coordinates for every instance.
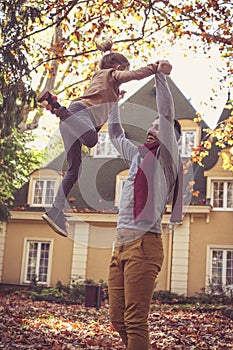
[37,91,61,114]
[42,207,68,237]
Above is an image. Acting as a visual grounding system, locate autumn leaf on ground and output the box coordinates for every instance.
[0,293,232,349]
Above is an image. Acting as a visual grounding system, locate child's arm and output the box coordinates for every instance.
[113,63,158,84]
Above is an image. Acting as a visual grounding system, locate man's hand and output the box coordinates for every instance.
[157,60,172,75]
[118,90,127,101]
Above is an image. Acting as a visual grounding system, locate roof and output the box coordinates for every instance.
[11,77,231,212]
[216,91,232,125]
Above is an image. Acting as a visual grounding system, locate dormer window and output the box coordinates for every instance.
[178,129,197,158]
[177,120,200,158]
[205,154,233,211]
[32,179,56,206]
[115,170,128,207]
[212,180,233,210]
[28,169,61,207]
[93,132,118,157]
[90,124,119,158]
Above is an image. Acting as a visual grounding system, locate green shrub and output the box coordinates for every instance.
[3,280,232,306]
[31,287,65,302]
[153,287,232,306]
[28,279,100,304]
[153,290,188,304]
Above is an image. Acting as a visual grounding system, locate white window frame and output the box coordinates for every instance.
[28,170,61,207]
[206,245,233,292]
[20,238,54,286]
[178,128,198,158]
[90,128,119,158]
[206,177,233,211]
[31,178,57,207]
[115,171,128,207]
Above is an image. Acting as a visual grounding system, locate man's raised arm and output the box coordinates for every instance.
[108,103,137,166]
[155,67,178,162]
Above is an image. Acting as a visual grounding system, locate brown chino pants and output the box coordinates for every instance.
[108,232,164,350]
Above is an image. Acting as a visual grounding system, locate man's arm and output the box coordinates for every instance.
[108,104,137,166]
[155,71,179,163]
[155,67,183,223]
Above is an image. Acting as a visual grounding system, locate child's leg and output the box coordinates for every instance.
[42,137,82,237]
[38,91,99,148]
[42,103,99,236]
[53,137,82,210]
[60,103,98,149]
[37,91,61,114]
[53,104,98,210]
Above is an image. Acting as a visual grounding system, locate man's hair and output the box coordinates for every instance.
[152,118,181,138]
[174,119,181,138]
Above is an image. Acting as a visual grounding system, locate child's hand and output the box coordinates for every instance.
[157,60,172,75]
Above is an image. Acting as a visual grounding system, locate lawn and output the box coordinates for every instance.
[0,293,232,349]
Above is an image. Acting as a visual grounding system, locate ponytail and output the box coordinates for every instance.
[96,36,113,54]
[95,36,130,70]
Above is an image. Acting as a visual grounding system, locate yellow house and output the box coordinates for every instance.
[1,77,232,296]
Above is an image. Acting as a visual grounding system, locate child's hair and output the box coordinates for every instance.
[96,36,130,70]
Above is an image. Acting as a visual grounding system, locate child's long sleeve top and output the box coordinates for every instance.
[72,64,158,128]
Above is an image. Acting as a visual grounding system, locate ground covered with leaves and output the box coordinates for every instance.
[0,293,232,349]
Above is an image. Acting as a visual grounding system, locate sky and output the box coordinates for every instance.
[162,45,230,129]
[122,42,230,129]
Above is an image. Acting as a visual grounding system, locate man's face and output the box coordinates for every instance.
[146,120,160,145]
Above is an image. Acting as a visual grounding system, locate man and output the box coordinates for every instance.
[108,61,183,350]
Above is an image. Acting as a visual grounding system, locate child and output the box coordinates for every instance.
[38,37,163,237]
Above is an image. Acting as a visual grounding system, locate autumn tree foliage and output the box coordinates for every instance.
[192,100,233,171]
[0,0,232,207]
[1,0,232,132]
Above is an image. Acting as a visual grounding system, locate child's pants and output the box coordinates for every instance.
[53,103,98,210]
[108,232,164,350]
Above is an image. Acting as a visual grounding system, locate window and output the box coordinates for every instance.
[93,132,118,158]
[115,170,128,207]
[178,129,197,158]
[116,178,126,205]
[209,248,233,292]
[23,240,53,285]
[212,180,233,210]
[28,169,61,208]
[32,179,56,206]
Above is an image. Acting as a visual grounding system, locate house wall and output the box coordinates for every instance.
[70,221,89,281]
[170,218,190,295]
[86,222,172,290]
[0,215,187,293]
[86,223,117,283]
[3,210,232,297]
[2,217,74,287]
[155,228,170,291]
[188,211,233,296]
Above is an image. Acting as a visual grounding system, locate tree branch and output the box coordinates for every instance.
[1,0,77,50]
